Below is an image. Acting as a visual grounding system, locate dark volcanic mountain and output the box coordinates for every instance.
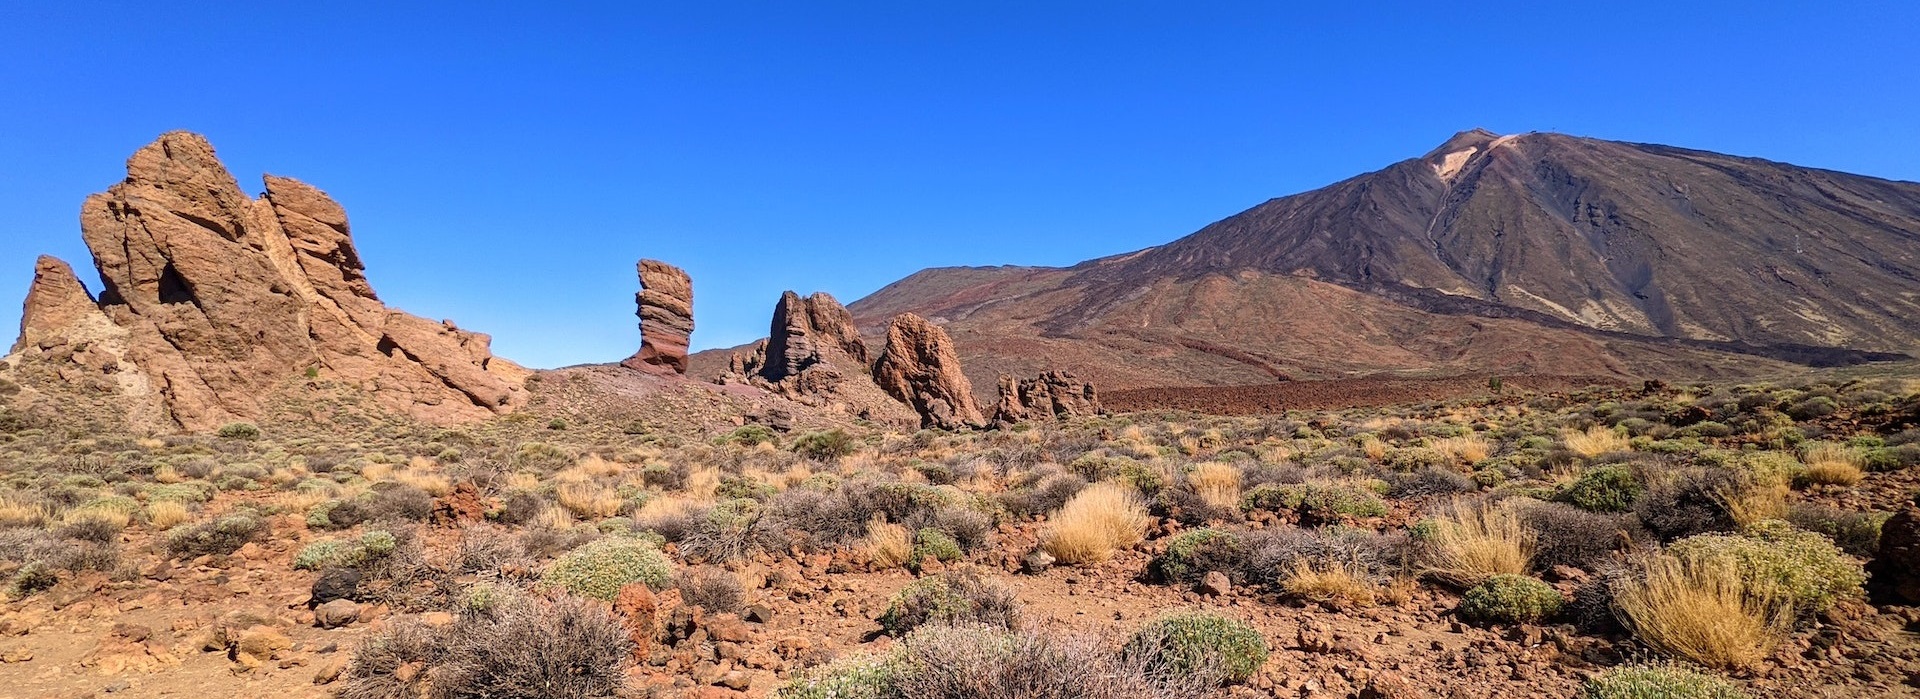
[836,130,1920,394]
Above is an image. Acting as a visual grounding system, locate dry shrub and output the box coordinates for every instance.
[884,623,1220,699]
[1612,554,1790,670]
[557,483,622,519]
[1563,426,1631,458]
[146,501,192,530]
[339,591,631,699]
[1431,435,1491,466]
[1799,447,1863,486]
[62,505,131,530]
[361,462,396,482]
[1361,438,1389,461]
[1715,483,1787,528]
[1421,499,1533,586]
[1041,483,1149,566]
[674,566,745,614]
[394,470,452,497]
[864,517,913,568]
[1281,560,1404,609]
[0,495,52,528]
[1186,462,1242,512]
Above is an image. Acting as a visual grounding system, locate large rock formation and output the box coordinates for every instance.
[3,131,527,431]
[719,291,913,425]
[989,370,1101,424]
[1872,495,1920,604]
[621,259,694,375]
[872,313,984,430]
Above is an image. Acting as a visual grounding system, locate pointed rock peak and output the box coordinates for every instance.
[1424,128,1501,159]
[14,255,103,353]
[873,313,984,430]
[623,259,694,375]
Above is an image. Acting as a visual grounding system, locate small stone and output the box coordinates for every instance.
[1197,571,1231,596]
[718,670,753,690]
[313,655,348,684]
[1021,550,1055,574]
[743,606,774,624]
[314,599,360,629]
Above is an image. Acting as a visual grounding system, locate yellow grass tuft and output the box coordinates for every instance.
[394,469,452,497]
[146,500,192,530]
[153,464,185,484]
[0,495,53,528]
[1421,500,1534,586]
[1041,483,1149,566]
[558,483,623,519]
[64,504,132,530]
[863,516,912,568]
[1613,554,1791,670]
[1563,426,1632,457]
[1800,442,1864,486]
[1431,435,1491,467]
[1187,462,1243,512]
[504,472,541,491]
[1361,438,1389,462]
[361,462,396,482]
[684,466,721,499]
[1282,560,1398,610]
[1716,484,1788,527]
[276,490,333,514]
[533,506,574,530]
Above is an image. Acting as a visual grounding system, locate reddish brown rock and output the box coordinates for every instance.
[622,259,694,375]
[989,370,1101,424]
[4,131,527,430]
[872,313,984,430]
[750,291,868,382]
[614,583,660,660]
[1872,495,1920,604]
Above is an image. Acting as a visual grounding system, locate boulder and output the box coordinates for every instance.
[1873,495,1920,604]
[872,313,984,430]
[730,291,916,424]
[4,132,527,431]
[989,370,1101,424]
[621,259,694,375]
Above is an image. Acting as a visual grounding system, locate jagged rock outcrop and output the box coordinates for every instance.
[1872,495,1920,604]
[621,259,694,375]
[3,131,527,431]
[989,370,1101,424]
[872,313,984,430]
[718,291,913,425]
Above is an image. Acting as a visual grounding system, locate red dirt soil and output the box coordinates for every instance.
[1106,375,1630,414]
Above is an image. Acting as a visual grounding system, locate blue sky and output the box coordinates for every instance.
[3,2,1916,368]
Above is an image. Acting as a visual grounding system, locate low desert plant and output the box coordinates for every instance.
[557,483,623,519]
[908,528,963,571]
[1185,461,1242,512]
[1785,504,1887,557]
[541,536,672,601]
[1564,426,1632,457]
[294,530,399,570]
[863,517,913,568]
[778,650,900,699]
[1458,573,1563,624]
[145,500,192,530]
[1124,611,1268,685]
[792,429,857,461]
[1430,434,1492,466]
[216,422,261,440]
[1280,560,1400,610]
[1665,520,1864,613]
[1581,663,1748,699]
[674,566,745,614]
[1559,466,1643,513]
[339,591,631,699]
[1420,500,1533,586]
[1611,554,1790,670]
[1041,483,1149,566]
[877,568,1020,636]
[1150,527,1245,583]
[165,512,265,558]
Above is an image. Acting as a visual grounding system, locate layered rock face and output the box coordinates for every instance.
[621,259,694,375]
[872,313,984,430]
[4,131,526,430]
[989,370,1101,424]
[718,291,914,425]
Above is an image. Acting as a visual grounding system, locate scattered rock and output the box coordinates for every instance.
[614,583,660,659]
[1197,570,1232,597]
[622,259,695,375]
[1021,550,1056,575]
[1872,495,1920,604]
[989,371,1101,424]
[313,655,348,684]
[313,599,360,629]
[307,568,361,609]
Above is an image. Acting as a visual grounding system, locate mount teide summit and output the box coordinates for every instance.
[844,130,1920,393]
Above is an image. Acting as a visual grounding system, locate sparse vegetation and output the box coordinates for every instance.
[541,536,672,601]
[1041,482,1148,566]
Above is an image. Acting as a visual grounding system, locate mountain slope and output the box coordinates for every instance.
[842,130,1919,394]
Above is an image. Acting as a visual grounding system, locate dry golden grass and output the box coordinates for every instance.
[137,438,167,450]
[1187,461,1243,511]
[64,504,131,530]
[1361,438,1389,462]
[275,490,333,514]
[361,462,396,482]
[557,483,623,519]
[1800,442,1864,486]
[0,495,52,528]
[153,464,185,484]
[1431,435,1491,466]
[1041,483,1149,566]
[1563,426,1632,457]
[1251,442,1292,465]
[635,494,703,520]
[1175,435,1203,457]
[533,506,574,530]
[685,466,720,499]
[1422,500,1534,586]
[1716,484,1788,527]
[146,500,192,530]
[1613,554,1791,670]
[504,472,541,491]
[863,517,912,568]
[1282,560,1390,609]
[573,454,626,478]
[394,469,452,497]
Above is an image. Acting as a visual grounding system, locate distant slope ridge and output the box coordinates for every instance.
[843,130,1919,394]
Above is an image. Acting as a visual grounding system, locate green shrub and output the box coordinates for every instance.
[1785,505,1887,558]
[144,482,216,503]
[1581,663,1748,699]
[877,569,1019,636]
[1863,443,1920,472]
[1150,527,1244,583]
[777,651,899,699]
[1124,611,1268,685]
[542,537,672,601]
[165,513,265,558]
[718,424,778,447]
[293,530,399,570]
[908,528,963,571]
[1241,483,1305,512]
[1458,574,1563,624]
[715,476,776,501]
[1296,483,1388,523]
[792,429,856,461]
[7,562,58,598]
[1667,520,1865,613]
[216,422,261,440]
[1559,466,1643,513]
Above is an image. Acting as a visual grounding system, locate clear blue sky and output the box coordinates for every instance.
[3,2,1916,368]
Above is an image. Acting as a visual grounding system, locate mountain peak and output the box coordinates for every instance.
[1423,128,1501,158]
